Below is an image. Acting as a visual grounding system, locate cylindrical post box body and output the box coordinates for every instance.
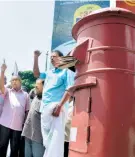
[69,8,135,157]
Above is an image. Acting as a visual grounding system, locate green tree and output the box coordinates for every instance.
[18,70,36,92]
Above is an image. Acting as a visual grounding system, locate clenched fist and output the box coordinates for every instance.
[34,50,41,57]
[1,64,7,72]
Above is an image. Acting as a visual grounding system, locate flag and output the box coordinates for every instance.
[12,61,19,76]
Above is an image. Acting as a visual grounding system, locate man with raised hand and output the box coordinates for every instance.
[33,50,73,157]
[0,63,29,157]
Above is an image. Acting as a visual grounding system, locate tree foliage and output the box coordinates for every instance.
[18,70,36,93]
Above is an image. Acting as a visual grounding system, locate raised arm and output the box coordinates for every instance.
[0,64,7,94]
[33,50,41,78]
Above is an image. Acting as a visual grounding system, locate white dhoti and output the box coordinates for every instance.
[41,103,65,157]
[64,101,73,142]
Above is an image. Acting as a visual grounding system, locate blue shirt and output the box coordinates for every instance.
[40,68,75,112]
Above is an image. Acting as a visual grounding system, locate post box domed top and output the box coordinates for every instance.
[72,7,135,40]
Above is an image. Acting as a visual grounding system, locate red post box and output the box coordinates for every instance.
[69,8,135,157]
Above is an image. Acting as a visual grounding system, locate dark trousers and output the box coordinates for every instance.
[64,142,69,157]
[0,124,21,157]
[18,136,25,157]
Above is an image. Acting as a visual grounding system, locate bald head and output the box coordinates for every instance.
[11,75,21,82]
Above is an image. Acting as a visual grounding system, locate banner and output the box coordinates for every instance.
[116,0,135,13]
[51,0,110,55]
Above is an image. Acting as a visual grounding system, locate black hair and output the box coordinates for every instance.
[42,80,44,85]
[52,50,63,57]
[36,78,44,85]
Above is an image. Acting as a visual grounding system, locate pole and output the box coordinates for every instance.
[45,51,49,71]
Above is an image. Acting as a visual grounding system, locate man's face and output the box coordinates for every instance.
[51,52,59,67]
[35,79,43,94]
[11,76,21,90]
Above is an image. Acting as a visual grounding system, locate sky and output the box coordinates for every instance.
[0,0,55,82]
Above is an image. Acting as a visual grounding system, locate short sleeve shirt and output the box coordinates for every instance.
[40,68,74,112]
